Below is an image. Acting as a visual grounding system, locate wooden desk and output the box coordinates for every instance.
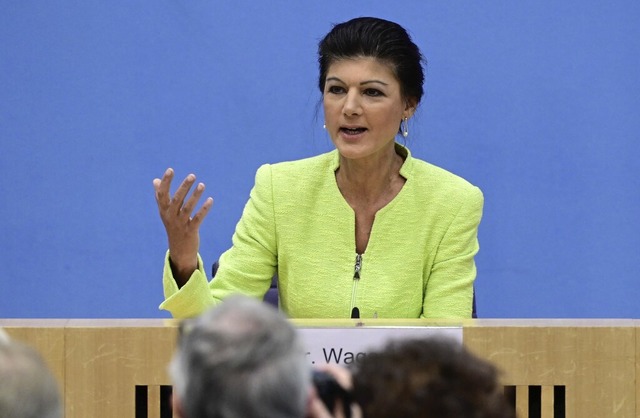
[1,319,638,418]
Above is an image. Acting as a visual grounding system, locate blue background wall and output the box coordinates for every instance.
[1,1,638,318]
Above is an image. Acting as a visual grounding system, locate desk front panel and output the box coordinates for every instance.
[2,319,638,418]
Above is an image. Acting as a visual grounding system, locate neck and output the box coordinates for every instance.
[336,146,404,202]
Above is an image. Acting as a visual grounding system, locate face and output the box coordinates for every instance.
[323,57,415,162]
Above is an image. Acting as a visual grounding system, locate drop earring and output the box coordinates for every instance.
[401,117,409,138]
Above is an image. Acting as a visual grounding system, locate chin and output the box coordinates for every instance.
[333,137,394,161]
[333,139,360,153]
[334,144,373,161]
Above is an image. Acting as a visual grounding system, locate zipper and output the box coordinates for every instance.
[354,253,362,279]
[350,253,362,318]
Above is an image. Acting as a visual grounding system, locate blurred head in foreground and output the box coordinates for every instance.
[352,336,515,418]
[0,329,63,418]
[168,295,311,418]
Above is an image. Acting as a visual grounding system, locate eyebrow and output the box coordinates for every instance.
[326,76,389,87]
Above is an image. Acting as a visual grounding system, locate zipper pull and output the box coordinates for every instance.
[354,253,362,280]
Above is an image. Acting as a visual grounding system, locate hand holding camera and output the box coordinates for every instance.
[308,365,361,418]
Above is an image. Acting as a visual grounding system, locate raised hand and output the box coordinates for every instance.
[153,168,213,286]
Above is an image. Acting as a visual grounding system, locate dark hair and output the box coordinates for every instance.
[318,17,425,104]
[352,337,515,418]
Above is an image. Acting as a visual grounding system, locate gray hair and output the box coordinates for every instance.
[0,333,63,418]
[0,328,9,344]
[169,295,311,418]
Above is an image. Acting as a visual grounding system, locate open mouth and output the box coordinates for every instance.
[340,127,367,135]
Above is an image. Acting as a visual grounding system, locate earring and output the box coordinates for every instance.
[401,117,409,138]
[323,123,326,129]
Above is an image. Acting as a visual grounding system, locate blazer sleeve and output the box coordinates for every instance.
[159,251,215,318]
[421,186,484,318]
[158,164,277,318]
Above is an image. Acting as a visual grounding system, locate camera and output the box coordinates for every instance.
[312,370,352,418]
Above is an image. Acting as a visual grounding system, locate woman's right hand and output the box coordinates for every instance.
[153,168,213,287]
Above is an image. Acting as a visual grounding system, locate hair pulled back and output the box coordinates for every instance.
[318,17,426,104]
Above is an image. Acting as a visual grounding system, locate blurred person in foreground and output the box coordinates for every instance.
[351,336,515,418]
[0,328,63,418]
[168,295,359,418]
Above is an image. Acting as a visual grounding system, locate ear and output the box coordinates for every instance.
[403,97,418,119]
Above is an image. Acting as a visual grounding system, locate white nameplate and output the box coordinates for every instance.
[297,326,462,365]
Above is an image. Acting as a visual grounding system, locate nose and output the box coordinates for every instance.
[342,89,362,116]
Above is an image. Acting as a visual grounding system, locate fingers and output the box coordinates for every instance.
[171,173,197,214]
[153,168,212,222]
[306,391,335,418]
[309,365,361,418]
[307,395,360,418]
[153,168,175,209]
[190,196,214,227]
[181,181,206,216]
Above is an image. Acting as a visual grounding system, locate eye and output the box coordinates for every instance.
[327,85,345,95]
[364,88,384,97]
